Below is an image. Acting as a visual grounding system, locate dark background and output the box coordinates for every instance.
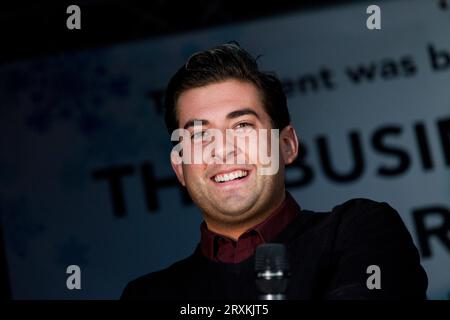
[0,0,362,64]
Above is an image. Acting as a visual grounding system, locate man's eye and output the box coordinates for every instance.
[236,122,250,128]
[234,122,253,130]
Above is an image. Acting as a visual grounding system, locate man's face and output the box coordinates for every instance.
[171,79,297,228]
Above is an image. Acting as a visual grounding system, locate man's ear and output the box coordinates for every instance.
[170,151,186,187]
[280,124,299,165]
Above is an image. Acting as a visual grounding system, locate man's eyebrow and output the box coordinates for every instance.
[182,108,259,129]
[226,108,260,120]
[183,119,210,130]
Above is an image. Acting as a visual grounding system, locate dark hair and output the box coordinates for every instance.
[163,42,291,136]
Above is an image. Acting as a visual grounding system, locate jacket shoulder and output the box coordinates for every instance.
[330,197,407,233]
[332,197,393,216]
[297,198,395,233]
[325,198,428,298]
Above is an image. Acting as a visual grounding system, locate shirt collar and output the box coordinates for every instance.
[200,191,301,263]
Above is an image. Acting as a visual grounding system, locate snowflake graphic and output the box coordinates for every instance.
[2,52,130,136]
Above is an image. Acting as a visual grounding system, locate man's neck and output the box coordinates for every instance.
[203,192,286,241]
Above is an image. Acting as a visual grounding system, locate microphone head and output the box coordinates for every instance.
[255,243,290,274]
[254,243,290,299]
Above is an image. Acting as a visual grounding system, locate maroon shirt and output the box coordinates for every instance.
[200,192,301,263]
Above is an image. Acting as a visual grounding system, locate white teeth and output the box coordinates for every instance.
[213,170,248,183]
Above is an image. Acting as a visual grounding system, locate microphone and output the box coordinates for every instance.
[255,243,290,300]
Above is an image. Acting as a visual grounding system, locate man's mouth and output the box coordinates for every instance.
[211,169,249,184]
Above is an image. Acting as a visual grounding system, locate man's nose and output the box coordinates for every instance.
[210,130,237,163]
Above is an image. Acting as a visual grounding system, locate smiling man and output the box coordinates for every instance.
[168,78,293,241]
[121,43,428,300]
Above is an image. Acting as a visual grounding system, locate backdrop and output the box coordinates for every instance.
[0,0,449,299]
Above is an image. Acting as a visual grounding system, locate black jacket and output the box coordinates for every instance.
[121,198,428,300]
